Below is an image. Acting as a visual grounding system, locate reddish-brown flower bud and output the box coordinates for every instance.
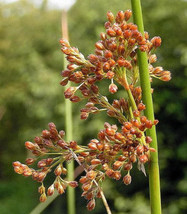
[103,62,110,71]
[130,154,137,163]
[113,171,121,180]
[88,142,97,150]
[138,103,146,111]
[145,120,153,129]
[128,38,136,46]
[87,199,96,211]
[116,10,124,22]
[54,165,62,176]
[123,122,132,130]
[68,181,78,188]
[82,182,92,191]
[149,54,157,63]
[104,50,113,58]
[139,154,148,163]
[113,161,123,170]
[124,163,132,171]
[25,141,35,150]
[58,184,65,194]
[64,87,77,99]
[59,38,70,47]
[95,41,105,50]
[106,169,114,177]
[80,112,89,120]
[140,116,147,123]
[38,185,45,194]
[153,119,159,125]
[79,176,87,184]
[151,36,161,48]
[86,170,97,180]
[40,193,47,202]
[109,83,118,94]
[106,71,115,79]
[38,160,46,168]
[61,47,71,55]
[57,139,67,149]
[41,129,51,139]
[123,30,132,39]
[137,145,144,155]
[144,31,149,40]
[91,159,101,165]
[60,78,68,86]
[107,11,114,23]
[14,166,23,174]
[123,174,132,185]
[133,110,140,117]
[34,136,42,144]
[105,127,116,136]
[115,132,124,141]
[85,192,94,200]
[13,161,21,167]
[124,10,132,21]
[37,172,46,182]
[100,32,107,40]
[107,28,116,37]
[47,184,54,196]
[145,136,152,144]
[131,119,140,127]
[108,59,116,67]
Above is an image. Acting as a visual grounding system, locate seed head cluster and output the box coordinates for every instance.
[13,10,171,211]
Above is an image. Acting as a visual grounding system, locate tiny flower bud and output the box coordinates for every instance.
[86,170,97,180]
[107,11,114,23]
[139,154,148,163]
[88,142,97,150]
[124,10,132,21]
[91,159,101,165]
[47,184,54,196]
[151,36,161,48]
[68,181,78,188]
[87,199,95,211]
[123,174,132,185]
[57,184,65,194]
[40,193,47,202]
[109,83,118,94]
[106,28,116,37]
[54,165,62,176]
[95,41,105,50]
[145,136,152,144]
[25,141,35,150]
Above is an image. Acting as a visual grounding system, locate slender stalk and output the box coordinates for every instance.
[131,1,162,214]
[62,10,75,214]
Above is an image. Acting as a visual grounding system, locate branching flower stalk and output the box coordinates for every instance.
[13,10,171,213]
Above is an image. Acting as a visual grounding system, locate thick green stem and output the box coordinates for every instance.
[62,10,75,214]
[131,1,162,214]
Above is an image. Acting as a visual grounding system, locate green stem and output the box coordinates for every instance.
[62,10,75,214]
[131,1,162,214]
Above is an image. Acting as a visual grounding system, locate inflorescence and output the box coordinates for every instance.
[13,10,171,211]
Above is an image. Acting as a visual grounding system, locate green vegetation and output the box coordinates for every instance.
[0,0,186,213]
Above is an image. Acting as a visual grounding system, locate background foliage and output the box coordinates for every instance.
[0,0,186,213]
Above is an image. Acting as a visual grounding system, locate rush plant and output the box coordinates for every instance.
[13,8,171,214]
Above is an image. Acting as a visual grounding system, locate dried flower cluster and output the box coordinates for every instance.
[13,10,171,211]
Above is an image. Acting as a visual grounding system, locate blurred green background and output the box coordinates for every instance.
[0,0,187,213]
